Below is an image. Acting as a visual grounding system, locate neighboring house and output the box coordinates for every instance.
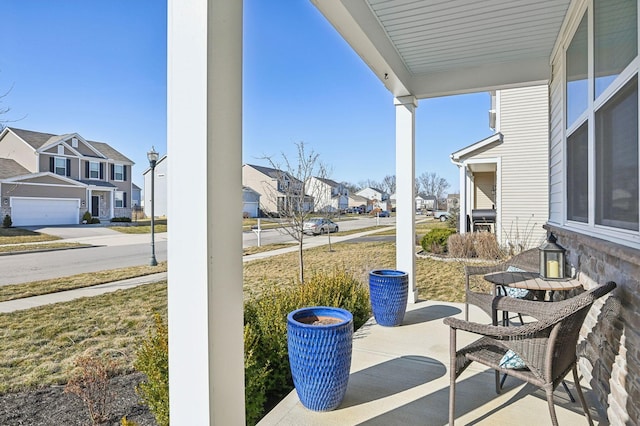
[356,187,389,212]
[306,177,348,213]
[0,127,134,226]
[143,154,167,218]
[446,193,459,212]
[242,164,313,215]
[450,85,549,248]
[242,186,260,218]
[131,183,142,210]
[415,193,436,211]
[347,193,368,211]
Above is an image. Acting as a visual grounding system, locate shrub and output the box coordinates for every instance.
[244,269,370,424]
[82,211,92,223]
[120,417,139,426]
[2,214,11,228]
[110,216,132,223]
[134,313,169,426]
[244,324,269,426]
[64,353,117,425]
[421,228,457,253]
[448,232,503,260]
[90,217,101,224]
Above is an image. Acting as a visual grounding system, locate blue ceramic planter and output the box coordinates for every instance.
[287,306,353,411]
[369,269,409,326]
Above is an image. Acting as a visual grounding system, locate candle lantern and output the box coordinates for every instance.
[539,233,565,279]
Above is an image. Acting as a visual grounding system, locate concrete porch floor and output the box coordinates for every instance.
[259,301,605,425]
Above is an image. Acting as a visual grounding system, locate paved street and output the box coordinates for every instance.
[243,215,395,248]
[0,227,167,286]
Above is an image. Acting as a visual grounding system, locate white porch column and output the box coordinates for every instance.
[394,96,418,304]
[458,164,467,233]
[110,190,114,218]
[167,1,244,424]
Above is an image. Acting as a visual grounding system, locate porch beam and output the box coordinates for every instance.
[395,95,418,303]
[167,0,245,424]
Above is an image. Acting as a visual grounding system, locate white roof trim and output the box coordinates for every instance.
[450,133,503,161]
[38,133,105,158]
[1,171,88,187]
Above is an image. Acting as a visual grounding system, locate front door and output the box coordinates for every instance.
[91,195,100,217]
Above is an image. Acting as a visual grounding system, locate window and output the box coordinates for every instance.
[114,164,125,181]
[115,191,124,208]
[54,157,67,176]
[563,2,639,238]
[566,14,588,128]
[594,0,637,98]
[57,145,64,155]
[567,123,589,223]
[596,77,638,230]
[89,162,100,179]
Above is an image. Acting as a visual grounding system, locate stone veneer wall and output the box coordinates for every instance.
[545,224,638,425]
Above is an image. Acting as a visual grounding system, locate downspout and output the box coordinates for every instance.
[449,154,468,234]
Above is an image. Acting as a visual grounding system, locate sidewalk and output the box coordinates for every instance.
[0,272,167,313]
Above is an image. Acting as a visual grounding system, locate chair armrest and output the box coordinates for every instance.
[444,315,553,339]
[465,263,505,277]
[491,296,550,320]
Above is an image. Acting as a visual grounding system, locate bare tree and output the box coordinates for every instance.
[357,178,382,191]
[261,142,328,283]
[381,174,396,195]
[417,172,450,209]
[341,181,359,194]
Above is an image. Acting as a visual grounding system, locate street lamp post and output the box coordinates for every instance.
[147,146,159,266]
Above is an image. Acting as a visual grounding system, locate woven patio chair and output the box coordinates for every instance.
[444,281,616,426]
[464,247,540,323]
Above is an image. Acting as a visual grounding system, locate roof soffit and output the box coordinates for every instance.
[312,0,572,98]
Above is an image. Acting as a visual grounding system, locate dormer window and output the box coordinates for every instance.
[57,145,64,155]
[71,138,78,148]
[89,162,100,179]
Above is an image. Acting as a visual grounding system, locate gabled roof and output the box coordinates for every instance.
[245,163,298,182]
[5,127,133,164]
[132,183,142,191]
[314,177,342,188]
[2,171,87,187]
[0,158,30,179]
[450,133,503,161]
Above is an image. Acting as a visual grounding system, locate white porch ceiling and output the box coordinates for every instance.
[312,0,572,98]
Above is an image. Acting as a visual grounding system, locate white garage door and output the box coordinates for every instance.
[11,197,80,226]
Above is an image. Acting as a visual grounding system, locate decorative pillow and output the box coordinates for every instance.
[502,266,531,299]
[499,349,526,369]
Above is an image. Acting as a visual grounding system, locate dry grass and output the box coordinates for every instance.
[0,228,61,245]
[243,243,296,256]
[0,262,167,302]
[0,242,87,254]
[0,281,167,393]
[109,225,167,234]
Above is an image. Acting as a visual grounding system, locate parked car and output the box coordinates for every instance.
[303,218,339,235]
[433,210,451,221]
[378,210,390,217]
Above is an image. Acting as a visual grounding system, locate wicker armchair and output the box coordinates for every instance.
[464,248,540,322]
[444,281,616,426]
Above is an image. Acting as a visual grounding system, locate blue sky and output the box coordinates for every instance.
[1,1,493,191]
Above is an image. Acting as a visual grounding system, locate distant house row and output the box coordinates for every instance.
[241,163,453,218]
[0,127,140,226]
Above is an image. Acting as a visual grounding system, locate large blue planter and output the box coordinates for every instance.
[369,269,409,326]
[287,306,353,411]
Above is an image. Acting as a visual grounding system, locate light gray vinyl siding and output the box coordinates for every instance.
[494,85,550,247]
[0,131,38,172]
[549,56,564,225]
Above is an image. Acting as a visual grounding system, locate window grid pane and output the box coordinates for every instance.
[567,14,589,128]
[567,122,589,223]
[596,77,639,231]
[594,0,638,98]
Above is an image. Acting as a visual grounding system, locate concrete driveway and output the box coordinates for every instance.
[22,224,121,240]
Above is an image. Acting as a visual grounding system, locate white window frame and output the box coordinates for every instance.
[114,164,125,181]
[89,161,100,179]
[115,191,124,208]
[562,0,640,247]
[54,157,67,176]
